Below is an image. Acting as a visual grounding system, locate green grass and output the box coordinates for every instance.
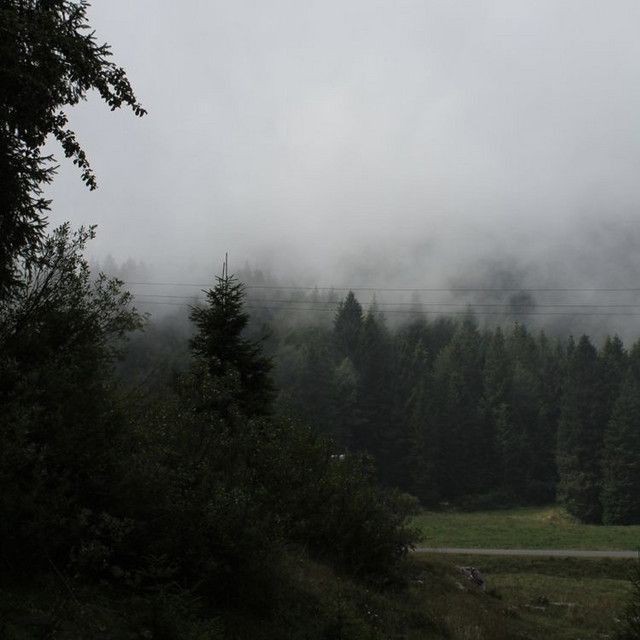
[414,506,640,550]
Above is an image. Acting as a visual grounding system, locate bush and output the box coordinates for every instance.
[615,560,640,639]
[114,373,418,600]
[0,225,142,570]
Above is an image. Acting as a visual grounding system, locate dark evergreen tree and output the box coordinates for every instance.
[601,376,640,525]
[289,334,336,438]
[431,315,486,499]
[598,335,628,425]
[189,264,273,417]
[505,323,551,502]
[629,340,640,380]
[402,340,439,504]
[482,327,511,495]
[357,306,399,482]
[330,356,363,450]
[529,331,563,502]
[557,335,603,523]
[333,291,363,363]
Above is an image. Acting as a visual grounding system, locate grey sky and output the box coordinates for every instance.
[48,1,640,288]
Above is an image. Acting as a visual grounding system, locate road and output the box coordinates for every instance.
[414,547,639,559]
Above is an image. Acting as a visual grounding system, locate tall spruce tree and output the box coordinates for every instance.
[482,327,511,495]
[330,355,364,450]
[505,324,550,502]
[189,262,273,417]
[403,341,439,504]
[431,315,486,499]
[291,335,336,438]
[530,331,563,503]
[598,335,627,425]
[329,292,366,449]
[333,291,363,364]
[601,375,640,525]
[557,335,603,523]
[393,319,438,500]
[357,307,400,484]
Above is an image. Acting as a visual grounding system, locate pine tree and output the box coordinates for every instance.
[601,376,640,525]
[431,315,486,499]
[629,339,640,380]
[398,334,439,504]
[598,335,627,425]
[328,292,368,452]
[482,327,511,495]
[330,356,364,450]
[292,335,336,438]
[528,331,563,503]
[333,291,363,363]
[505,323,548,502]
[357,307,399,484]
[189,262,273,417]
[557,335,603,523]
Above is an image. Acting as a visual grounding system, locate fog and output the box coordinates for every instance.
[46,1,640,336]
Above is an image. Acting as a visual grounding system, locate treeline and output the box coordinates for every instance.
[0,227,417,638]
[273,292,640,525]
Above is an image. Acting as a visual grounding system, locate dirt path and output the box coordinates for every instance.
[414,547,639,559]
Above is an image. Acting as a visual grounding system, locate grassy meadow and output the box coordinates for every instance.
[411,507,639,639]
[414,506,640,551]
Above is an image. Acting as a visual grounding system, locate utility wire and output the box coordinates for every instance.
[132,299,640,317]
[131,293,640,309]
[125,281,640,293]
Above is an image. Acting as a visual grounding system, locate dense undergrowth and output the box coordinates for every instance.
[0,227,418,639]
[7,551,636,640]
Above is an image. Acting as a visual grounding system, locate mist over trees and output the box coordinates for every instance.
[3,1,640,637]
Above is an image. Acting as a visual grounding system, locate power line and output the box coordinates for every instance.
[246,306,640,317]
[132,293,640,309]
[243,306,640,317]
[132,299,640,318]
[125,281,640,293]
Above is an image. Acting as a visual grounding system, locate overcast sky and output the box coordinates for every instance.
[47,0,640,290]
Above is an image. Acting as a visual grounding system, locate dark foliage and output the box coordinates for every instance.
[602,377,640,525]
[557,336,604,523]
[0,0,145,294]
[616,561,640,639]
[189,267,274,417]
[0,241,418,638]
[0,224,143,569]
